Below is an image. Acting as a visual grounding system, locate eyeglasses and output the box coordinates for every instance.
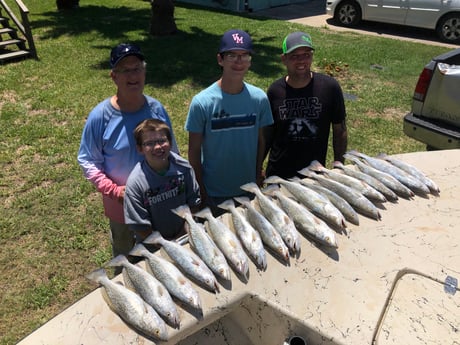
[223,53,252,62]
[114,66,145,75]
[287,51,313,61]
[142,138,168,148]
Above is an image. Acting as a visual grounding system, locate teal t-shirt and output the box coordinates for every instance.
[185,82,273,197]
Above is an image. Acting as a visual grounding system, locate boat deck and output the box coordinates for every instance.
[17,150,460,345]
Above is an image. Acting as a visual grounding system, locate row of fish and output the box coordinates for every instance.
[86,150,439,341]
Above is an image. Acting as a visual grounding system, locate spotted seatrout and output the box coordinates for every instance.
[264,185,338,248]
[376,153,439,195]
[332,161,399,202]
[86,268,168,340]
[171,205,231,282]
[194,207,250,280]
[240,182,301,255]
[346,150,430,195]
[235,196,290,264]
[264,175,347,230]
[130,244,202,313]
[106,255,180,329]
[218,199,267,270]
[144,231,219,293]
[344,154,415,199]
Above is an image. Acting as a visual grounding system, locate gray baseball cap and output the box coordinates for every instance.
[282,32,314,54]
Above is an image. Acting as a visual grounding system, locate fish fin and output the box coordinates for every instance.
[332,161,344,169]
[122,269,136,291]
[234,196,250,206]
[297,168,314,178]
[263,175,283,184]
[218,199,235,211]
[171,204,191,218]
[143,231,162,245]
[129,243,147,257]
[240,182,258,193]
[261,184,280,196]
[100,286,115,311]
[106,254,127,268]
[194,207,212,219]
[306,160,324,172]
[85,267,106,284]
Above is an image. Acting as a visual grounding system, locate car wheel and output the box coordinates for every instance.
[334,0,362,27]
[436,13,460,44]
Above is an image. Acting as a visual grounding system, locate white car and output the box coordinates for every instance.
[326,0,460,44]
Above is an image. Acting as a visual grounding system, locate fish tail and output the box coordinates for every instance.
[144,231,163,245]
[171,204,191,218]
[129,243,147,257]
[234,196,250,206]
[218,199,235,211]
[193,207,212,219]
[332,161,344,169]
[346,149,361,157]
[106,254,128,268]
[261,184,279,197]
[306,160,324,172]
[297,168,314,178]
[85,267,107,284]
[240,182,258,193]
[263,175,283,185]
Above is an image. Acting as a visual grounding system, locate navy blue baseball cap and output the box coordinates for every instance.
[218,29,253,53]
[110,43,145,68]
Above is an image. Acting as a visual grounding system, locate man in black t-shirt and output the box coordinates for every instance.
[264,31,348,179]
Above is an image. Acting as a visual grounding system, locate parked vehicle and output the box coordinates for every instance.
[326,0,460,44]
[403,48,460,150]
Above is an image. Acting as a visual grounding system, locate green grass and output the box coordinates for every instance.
[0,1,452,344]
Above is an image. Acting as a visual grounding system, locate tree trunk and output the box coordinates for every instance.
[56,0,79,10]
[150,0,177,36]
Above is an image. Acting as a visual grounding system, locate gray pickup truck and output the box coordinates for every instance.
[403,48,460,150]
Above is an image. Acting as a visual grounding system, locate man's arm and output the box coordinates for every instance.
[257,127,271,186]
[332,120,348,163]
[188,132,206,204]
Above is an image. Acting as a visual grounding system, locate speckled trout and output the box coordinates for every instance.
[264,175,347,230]
[194,207,250,280]
[130,244,202,312]
[302,160,386,203]
[144,232,219,293]
[106,255,180,329]
[297,170,382,221]
[377,153,440,195]
[332,161,399,202]
[171,205,231,282]
[264,185,338,248]
[344,154,415,199]
[347,150,430,195]
[218,199,267,271]
[86,268,168,340]
[240,182,301,255]
[296,178,359,226]
[235,196,290,264]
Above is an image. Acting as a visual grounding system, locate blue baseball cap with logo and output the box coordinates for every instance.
[282,31,315,54]
[219,29,253,53]
[110,43,145,68]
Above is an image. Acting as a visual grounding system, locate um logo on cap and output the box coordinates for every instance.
[232,33,244,44]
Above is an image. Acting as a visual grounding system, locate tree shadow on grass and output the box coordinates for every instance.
[32,2,284,89]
